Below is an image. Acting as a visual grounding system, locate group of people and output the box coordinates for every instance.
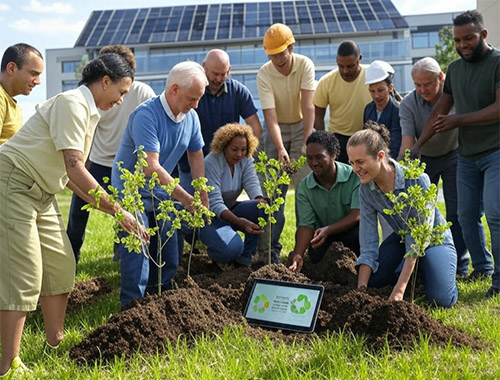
[0,9,498,377]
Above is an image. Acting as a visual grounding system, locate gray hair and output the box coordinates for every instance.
[411,57,442,78]
[165,61,208,90]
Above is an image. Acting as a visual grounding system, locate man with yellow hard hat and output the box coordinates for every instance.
[255,23,315,263]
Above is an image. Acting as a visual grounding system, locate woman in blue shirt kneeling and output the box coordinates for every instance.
[347,122,458,307]
[200,123,265,267]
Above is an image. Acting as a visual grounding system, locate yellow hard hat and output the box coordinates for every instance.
[263,23,295,55]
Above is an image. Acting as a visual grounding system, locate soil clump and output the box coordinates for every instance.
[67,277,112,312]
[69,243,488,364]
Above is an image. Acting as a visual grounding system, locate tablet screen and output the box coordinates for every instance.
[243,278,324,333]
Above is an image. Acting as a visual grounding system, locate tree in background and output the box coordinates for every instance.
[435,26,459,73]
[75,54,89,80]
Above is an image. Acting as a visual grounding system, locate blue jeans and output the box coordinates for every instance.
[199,200,264,266]
[177,168,195,259]
[119,200,179,308]
[422,150,469,275]
[457,150,500,288]
[66,162,111,263]
[368,233,458,307]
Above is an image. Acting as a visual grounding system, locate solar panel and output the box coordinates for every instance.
[74,0,408,47]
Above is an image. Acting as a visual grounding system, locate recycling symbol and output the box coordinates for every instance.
[290,294,311,314]
[252,294,269,313]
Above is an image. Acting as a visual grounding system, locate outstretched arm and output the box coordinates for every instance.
[314,106,326,131]
[287,226,315,272]
[433,88,500,133]
[300,89,315,147]
[64,149,145,237]
[263,108,289,162]
[244,113,263,140]
[411,93,454,157]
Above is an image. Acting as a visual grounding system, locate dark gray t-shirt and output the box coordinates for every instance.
[400,90,458,157]
[444,48,500,159]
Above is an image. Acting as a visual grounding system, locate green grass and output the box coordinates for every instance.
[7,189,500,379]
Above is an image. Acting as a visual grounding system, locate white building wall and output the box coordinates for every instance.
[478,0,499,49]
[46,47,87,98]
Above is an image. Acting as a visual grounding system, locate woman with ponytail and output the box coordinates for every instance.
[0,53,146,377]
[347,121,458,308]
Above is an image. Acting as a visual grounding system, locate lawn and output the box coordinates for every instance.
[10,189,500,379]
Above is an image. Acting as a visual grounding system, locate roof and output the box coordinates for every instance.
[75,0,408,47]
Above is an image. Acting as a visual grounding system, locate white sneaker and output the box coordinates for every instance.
[0,356,31,378]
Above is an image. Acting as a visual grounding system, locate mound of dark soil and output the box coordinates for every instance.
[69,244,488,364]
[301,242,358,286]
[70,278,238,364]
[67,277,112,312]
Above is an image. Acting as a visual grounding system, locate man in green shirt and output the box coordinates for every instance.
[287,130,360,272]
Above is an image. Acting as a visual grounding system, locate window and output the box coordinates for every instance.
[412,31,440,49]
[62,61,80,74]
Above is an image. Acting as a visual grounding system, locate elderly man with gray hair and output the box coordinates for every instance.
[112,61,208,308]
[397,57,468,277]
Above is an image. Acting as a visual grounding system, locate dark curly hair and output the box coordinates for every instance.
[210,123,259,157]
[347,121,391,158]
[306,130,340,158]
[453,10,484,31]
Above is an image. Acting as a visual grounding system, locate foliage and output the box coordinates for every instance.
[435,26,460,73]
[84,146,214,293]
[254,151,306,264]
[26,189,498,379]
[74,54,89,80]
[383,150,451,302]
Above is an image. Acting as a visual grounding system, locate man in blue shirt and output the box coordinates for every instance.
[176,49,262,251]
[112,61,208,308]
[178,49,262,192]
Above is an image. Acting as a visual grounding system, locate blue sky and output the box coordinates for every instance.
[0,0,476,119]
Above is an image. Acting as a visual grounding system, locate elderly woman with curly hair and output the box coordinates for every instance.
[200,123,265,267]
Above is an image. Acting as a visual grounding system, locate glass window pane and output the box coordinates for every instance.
[412,32,429,48]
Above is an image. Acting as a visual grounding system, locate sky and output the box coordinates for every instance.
[0,0,477,119]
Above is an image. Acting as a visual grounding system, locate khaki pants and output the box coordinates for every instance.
[0,154,75,311]
[264,120,311,187]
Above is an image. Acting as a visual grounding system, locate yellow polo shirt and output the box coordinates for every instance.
[0,83,23,145]
[0,85,100,194]
[313,66,372,136]
[257,53,315,124]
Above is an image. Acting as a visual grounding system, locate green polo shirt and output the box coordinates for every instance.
[296,161,360,229]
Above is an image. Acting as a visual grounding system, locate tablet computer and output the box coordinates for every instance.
[243,278,324,333]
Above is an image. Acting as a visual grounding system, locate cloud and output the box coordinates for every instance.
[22,0,73,14]
[9,17,85,35]
[392,0,475,15]
[0,3,10,11]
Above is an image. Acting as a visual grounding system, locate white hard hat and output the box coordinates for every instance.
[365,60,395,85]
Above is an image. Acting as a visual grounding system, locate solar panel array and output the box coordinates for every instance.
[75,0,407,47]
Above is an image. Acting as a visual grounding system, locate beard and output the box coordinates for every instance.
[457,36,487,62]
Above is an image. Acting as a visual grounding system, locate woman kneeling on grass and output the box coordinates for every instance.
[346,122,458,307]
[0,53,147,377]
[199,123,265,268]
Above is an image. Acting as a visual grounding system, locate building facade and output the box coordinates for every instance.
[46,1,478,103]
[47,0,415,104]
